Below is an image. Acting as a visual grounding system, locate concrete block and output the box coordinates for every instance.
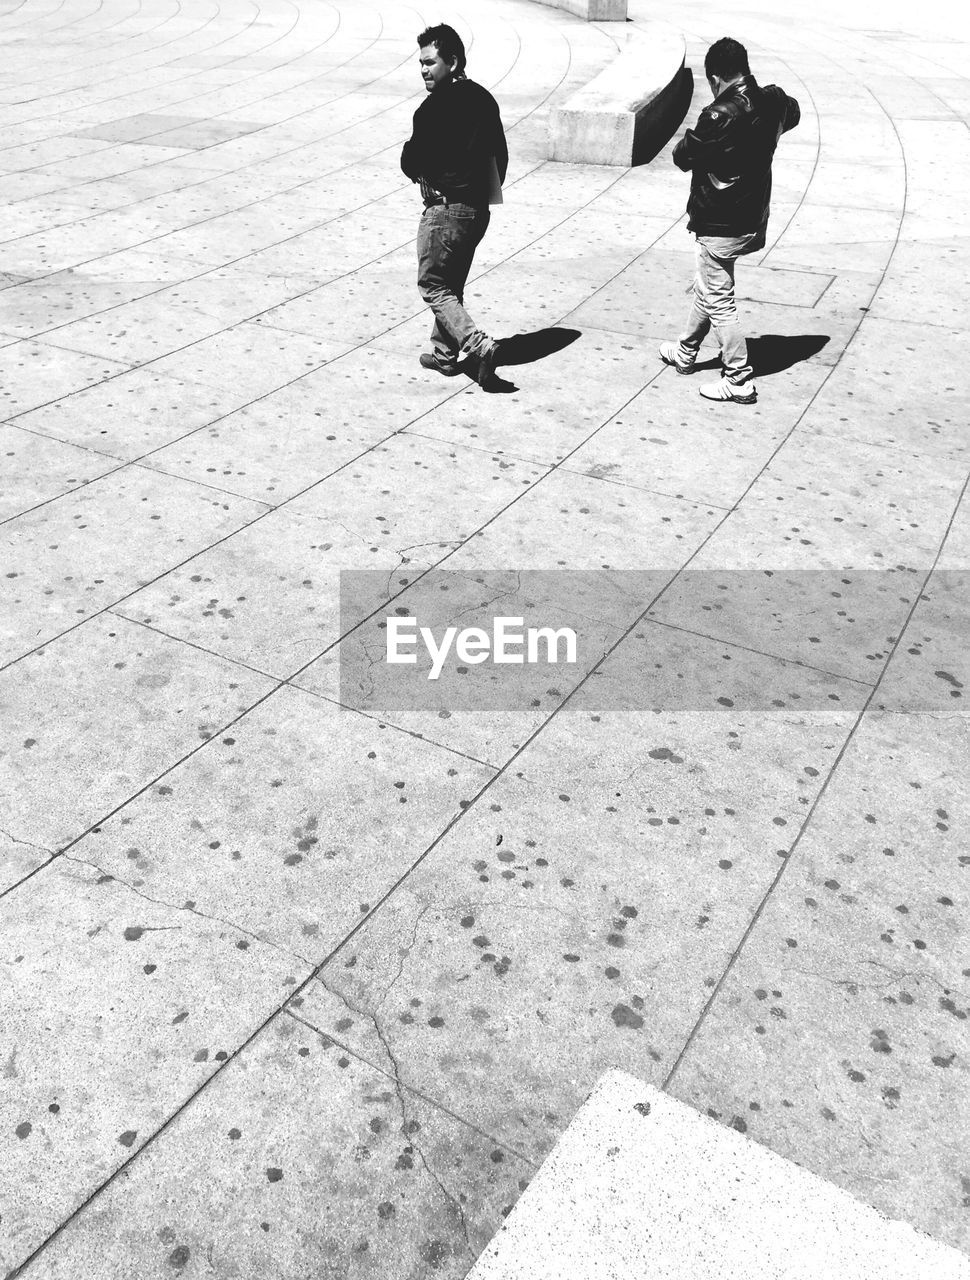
[530,0,627,20]
[468,1070,970,1280]
[548,25,688,166]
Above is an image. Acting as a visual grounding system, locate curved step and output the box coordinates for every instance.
[547,23,688,166]
[530,0,627,20]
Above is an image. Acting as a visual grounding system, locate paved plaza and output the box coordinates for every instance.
[1,0,968,1274]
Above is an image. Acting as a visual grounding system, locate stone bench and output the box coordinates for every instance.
[547,23,689,166]
[530,0,627,19]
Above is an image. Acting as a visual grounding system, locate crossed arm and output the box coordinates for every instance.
[673,89,800,173]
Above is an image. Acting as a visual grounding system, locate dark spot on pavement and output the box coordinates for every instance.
[419,1240,451,1268]
[611,1004,644,1030]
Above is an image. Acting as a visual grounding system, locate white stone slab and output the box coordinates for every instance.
[548,24,686,166]
[468,1070,970,1280]
[531,0,627,18]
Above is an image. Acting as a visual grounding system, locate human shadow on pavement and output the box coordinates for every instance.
[480,373,518,393]
[452,328,580,392]
[691,334,831,378]
[748,334,830,375]
[497,327,581,368]
[454,359,518,394]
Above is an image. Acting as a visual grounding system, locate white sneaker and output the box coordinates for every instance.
[699,377,757,404]
[659,342,694,374]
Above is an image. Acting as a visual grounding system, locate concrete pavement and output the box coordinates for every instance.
[1,0,968,1275]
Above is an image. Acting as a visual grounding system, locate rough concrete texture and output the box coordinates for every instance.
[467,1072,970,1279]
[547,25,687,165]
[0,0,968,1276]
[532,0,627,21]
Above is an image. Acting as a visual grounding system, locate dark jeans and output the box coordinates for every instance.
[416,203,491,363]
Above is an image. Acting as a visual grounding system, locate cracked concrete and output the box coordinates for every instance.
[59,850,319,971]
[0,828,55,858]
[0,0,968,1275]
[307,934,476,1260]
[14,1008,531,1280]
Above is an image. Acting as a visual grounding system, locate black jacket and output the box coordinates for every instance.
[401,77,508,208]
[673,76,800,236]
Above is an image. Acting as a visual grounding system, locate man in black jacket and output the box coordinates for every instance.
[660,38,800,404]
[401,24,508,390]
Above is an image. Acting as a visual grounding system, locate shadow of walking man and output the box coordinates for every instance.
[496,327,582,368]
[457,327,581,391]
[747,334,830,376]
[692,333,830,379]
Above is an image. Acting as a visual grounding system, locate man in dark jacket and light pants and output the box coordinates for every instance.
[401,24,508,390]
[661,38,800,404]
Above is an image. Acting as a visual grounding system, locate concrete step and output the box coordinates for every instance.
[468,1071,970,1280]
[547,22,688,165]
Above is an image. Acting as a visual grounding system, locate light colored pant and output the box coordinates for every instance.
[677,230,763,383]
[416,202,491,363]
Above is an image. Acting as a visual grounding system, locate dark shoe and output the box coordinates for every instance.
[420,352,460,377]
[475,340,502,389]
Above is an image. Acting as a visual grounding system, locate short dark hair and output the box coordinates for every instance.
[705,37,750,81]
[417,24,466,76]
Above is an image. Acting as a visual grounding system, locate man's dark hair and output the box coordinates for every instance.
[417,24,467,76]
[704,37,750,81]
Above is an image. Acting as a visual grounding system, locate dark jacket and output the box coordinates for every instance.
[673,75,800,236]
[401,76,508,208]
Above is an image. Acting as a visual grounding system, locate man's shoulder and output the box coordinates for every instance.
[455,78,499,109]
[706,78,757,121]
[758,83,792,104]
[700,80,793,128]
[697,97,743,131]
[756,83,797,113]
[706,100,740,122]
[413,91,436,120]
